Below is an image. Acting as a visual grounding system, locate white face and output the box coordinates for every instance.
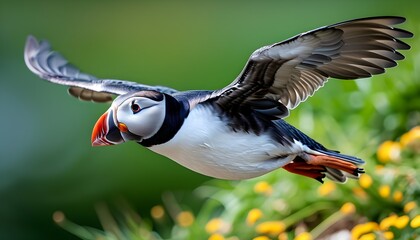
[114,94,166,141]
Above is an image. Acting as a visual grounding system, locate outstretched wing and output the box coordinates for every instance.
[24,36,178,102]
[215,16,412,118]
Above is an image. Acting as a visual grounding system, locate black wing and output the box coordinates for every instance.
[24,36,178,102]
[214,16,412,118]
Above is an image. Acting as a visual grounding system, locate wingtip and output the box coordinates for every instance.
[25,35,53,55]
[26,35,37,42]
[364,16,407,24]
[25,35,39,52]
[24,35,39,72]
[391,16,407,24]
[379,16,407,24]
[24,35,54,76]
[396,16,406,23]
[24,35,41,64]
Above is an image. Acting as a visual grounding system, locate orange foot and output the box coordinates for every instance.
[283,161,327,183]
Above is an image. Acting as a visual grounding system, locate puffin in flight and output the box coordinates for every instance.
[25,17,412,183]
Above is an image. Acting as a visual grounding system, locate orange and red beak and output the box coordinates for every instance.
[91,110,124,146]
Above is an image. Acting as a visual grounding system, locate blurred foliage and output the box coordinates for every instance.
[1,0,420,239]
[56,128,420,239]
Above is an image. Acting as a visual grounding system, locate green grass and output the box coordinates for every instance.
[54,129,420,239]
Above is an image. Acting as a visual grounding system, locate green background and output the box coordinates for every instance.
[0,0,418,239]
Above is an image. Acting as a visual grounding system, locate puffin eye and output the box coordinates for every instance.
[131,102,141,113]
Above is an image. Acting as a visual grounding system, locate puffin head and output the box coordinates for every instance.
[91,91,166,146]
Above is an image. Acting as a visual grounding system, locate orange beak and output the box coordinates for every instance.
[91,110,124,146]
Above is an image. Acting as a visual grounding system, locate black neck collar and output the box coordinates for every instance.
[139,94,189,147]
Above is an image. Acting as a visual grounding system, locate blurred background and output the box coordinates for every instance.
[1,0,419,239]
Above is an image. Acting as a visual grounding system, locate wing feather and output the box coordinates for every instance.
[215,16,412,114]
[25,36,178,102]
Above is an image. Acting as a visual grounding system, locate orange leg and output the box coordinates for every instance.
[283,161,327,183]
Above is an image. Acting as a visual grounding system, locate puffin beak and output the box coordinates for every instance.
[91,110,125,146]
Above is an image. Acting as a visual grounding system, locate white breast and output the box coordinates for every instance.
[149,105,300,180]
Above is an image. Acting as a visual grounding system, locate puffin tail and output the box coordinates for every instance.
[283,150,365,183]
[313,149,365,183]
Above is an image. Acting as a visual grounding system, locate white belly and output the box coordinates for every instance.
[149,105,300,180]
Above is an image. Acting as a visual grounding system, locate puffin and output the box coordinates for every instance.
[24,16,412,183]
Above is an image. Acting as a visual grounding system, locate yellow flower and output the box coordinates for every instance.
[253,236,270,240]
[400,126,420,147]
[351,222,379,240]
[256,221,286,235]
[176,211,194,227]
[294,232,312,240]
[392,191,403,202]
[378,185,390,198]
[254,181,273,196]
[247,208,264,226]
[377,140,401,163]
[359,174,373,189]
[352,187,367,199]
[318,181,336,196]
[206,218,224,233]
[410,215,420,228]
[150,205,165,219]
[383,231,394,240]
[278,232,288,240]
[380,214,398,230]
[359,233,376,240]
[404,201,417,213]
[208,233,225,240]
[394,215,410,229]
[340,202,356,215]
[375,165,385,174]
[252,236,270,240]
